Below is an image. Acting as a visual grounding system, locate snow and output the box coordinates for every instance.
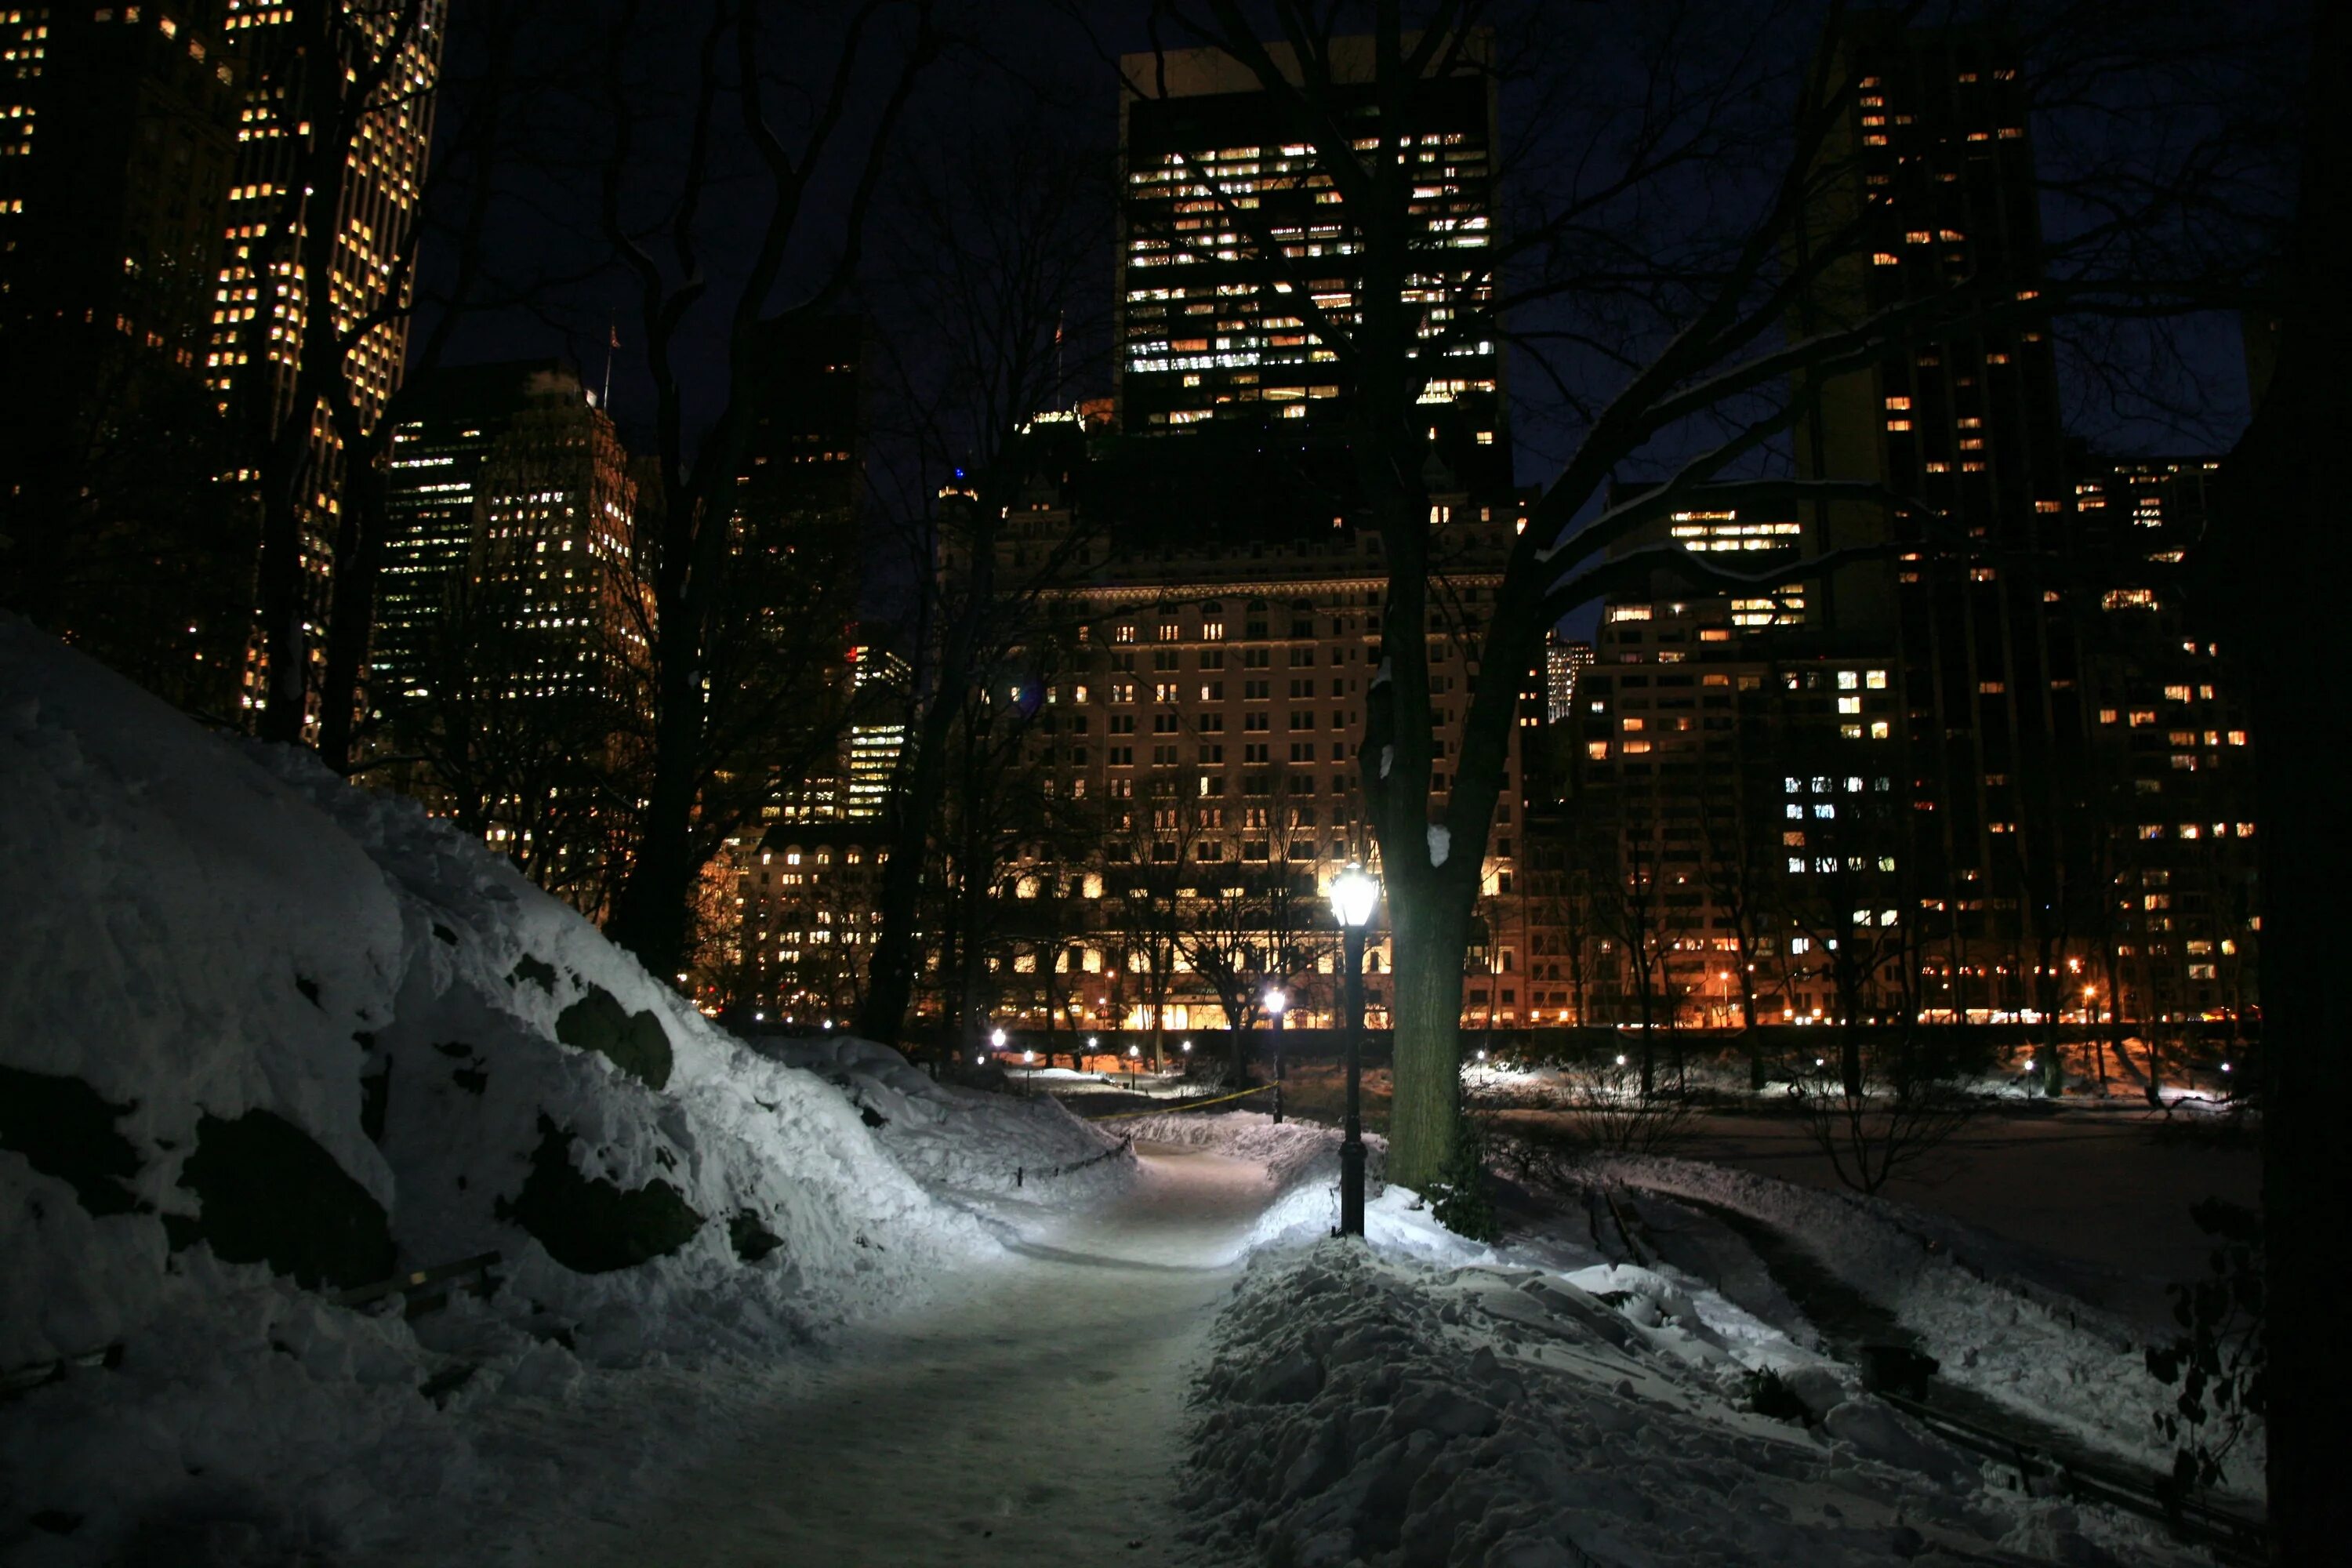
[0,622,2257,1566]
[0,623,1098,1564]
[514,1142,1267,1566]
[1585,1152,2261,1492]
[1427,823,1451,866]
[1153,1111,2241,1566]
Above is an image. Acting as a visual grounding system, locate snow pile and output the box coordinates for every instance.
[1123,1109,1355,1192]
[1592,1153,2257,1491]
[757,1034,1133,1203]
[0,623,1000,1563]
[1181,1242,2208,1568]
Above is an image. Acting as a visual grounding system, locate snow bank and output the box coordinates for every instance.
[1591,1153,2259,1493]
[1182,1243,2210,1568]
[757,1034,1133,1204]
[0,623,1006,1563]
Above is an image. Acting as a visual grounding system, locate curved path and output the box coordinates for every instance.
[572,1142,1269,1567]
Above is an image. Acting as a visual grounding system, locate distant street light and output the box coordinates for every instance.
[1328,861,1381,1238]
[1264,985,1289,1124]
[992,1027,1007,1051]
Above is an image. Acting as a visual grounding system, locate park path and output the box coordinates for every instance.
[567,1142,1268,1567]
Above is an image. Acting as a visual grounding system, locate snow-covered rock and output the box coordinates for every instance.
[0,622,1014,1563]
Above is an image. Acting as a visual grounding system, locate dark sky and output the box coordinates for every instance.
[415,0,2285,637]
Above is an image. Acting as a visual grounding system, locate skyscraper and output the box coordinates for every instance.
[1115,36,1503,472]
[1788,18,2092,1017]
[0,3,248,710]
[207,0,445,725]
[1544,635,1593,724]
[376,360,569,706]
[1529,17,2257,1033]
[377,362,644,915]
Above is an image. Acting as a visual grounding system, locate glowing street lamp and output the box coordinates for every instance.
[1328,860,1381,1238]
[991,1026,1007,1051]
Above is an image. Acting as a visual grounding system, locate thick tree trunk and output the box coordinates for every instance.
[256,446,312,746]
[315,442,383,773]
[1384,880,1472,1192]
[2209,17,2350,1555]
[608,652,702,983]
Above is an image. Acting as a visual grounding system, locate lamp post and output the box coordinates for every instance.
[1328,860,1381,1238]
[1263,985,1288,1124]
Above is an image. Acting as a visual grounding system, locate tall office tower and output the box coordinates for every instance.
[0,4,247,708]
[1789,17,2091,1017]
[2073,459,2259,1025]
[733,314,866,813]
[209,0,445,724]
[375,360,569,706]
[466,372,642,708]
[1115,38,1505,484]
[843,633,911,822]
[1544,635,1594,724]
[467,368,644,909]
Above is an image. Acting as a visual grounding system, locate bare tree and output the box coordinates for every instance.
[241,0,441,745]
[1107,2,2269,1192]
[853,100,1114,1045]
[1581,809,1686,1101]
[389,566,648,915]
[1695,739,1782,1089]
[593,0,942,982]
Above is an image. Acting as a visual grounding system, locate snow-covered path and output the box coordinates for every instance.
[561,1142,1266,1567]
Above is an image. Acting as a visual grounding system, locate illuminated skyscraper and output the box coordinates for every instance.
[1543,636,1592,724]
[843,636,911,822]
[1788,17,2091,1018]
[1115,37,1502,466]
[207,0,445,724]
[466,373,642,707]
[376,360,569,705]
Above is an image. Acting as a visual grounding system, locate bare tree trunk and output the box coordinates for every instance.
[1387,886,1472,1191]
[315,437,384,771]
[2212,13,2352,1552]
[609,652,704,982]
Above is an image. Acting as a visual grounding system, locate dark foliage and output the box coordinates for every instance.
[2145,1198,2266,1512]
[1427,1113,1500,1243]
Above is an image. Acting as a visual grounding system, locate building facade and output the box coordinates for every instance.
[1523,22,2258,1036]
[208,0,444,726]
[0,2,249,710]
[376,360,571,706]
[1115,35,1505,483]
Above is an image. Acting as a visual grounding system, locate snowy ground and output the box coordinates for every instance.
[521,1142,1269,1567]
[1,624,2263,1566]
[1165,1115,2252,1567]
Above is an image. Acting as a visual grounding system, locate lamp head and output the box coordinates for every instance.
[1329,861,1381,929]
[991,1027,1007,1048]
[1263,987,1287,1015]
